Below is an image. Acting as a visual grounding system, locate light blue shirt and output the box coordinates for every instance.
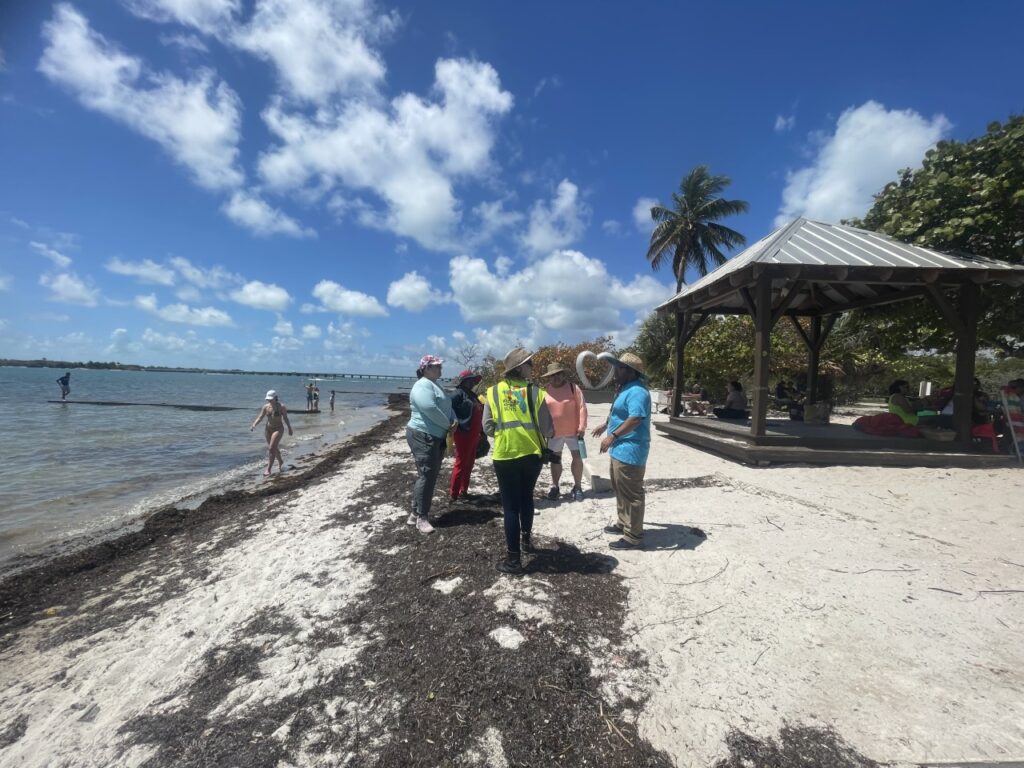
[608,379,651,466]
[408,377,453,438]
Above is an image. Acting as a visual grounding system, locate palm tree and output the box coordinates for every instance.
[646,165,749,293]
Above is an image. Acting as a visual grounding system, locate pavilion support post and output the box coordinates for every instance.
[751,277,772,437]
[807,316,822,404]
[952,283,980,447]
[672,310,686,417]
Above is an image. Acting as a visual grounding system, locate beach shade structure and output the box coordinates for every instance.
[655,218,1024,453]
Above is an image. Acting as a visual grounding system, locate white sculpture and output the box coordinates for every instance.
[575,350,618,390]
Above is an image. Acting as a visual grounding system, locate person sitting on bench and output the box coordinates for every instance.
[713,381,749,420]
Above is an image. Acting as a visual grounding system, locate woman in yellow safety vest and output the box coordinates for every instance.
[482,347,554,574]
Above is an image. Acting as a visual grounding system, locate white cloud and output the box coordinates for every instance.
[272,335,303,351]
[301,323,321,339]
[169,256,239,289]
[324,319,365,351]
[521,179,588,256]
[229,280,292,311]
[775,100,951,227]
[471,199,524,244]
[386,271,447,312]
[273,317,294,336]
[30,241,72,268]
[159,32,210,53]
[135,293,233,326]
[259,57,513,250]
[175,285,202,302]
[533,75,561,98]
[774,114,796,132]
[39,4,243,191]
[222,191,315,237]
[632,197,656,233]
[125,0,239,34]
[448,249,672,337]
[0,275,11,291]
[141,326,189,351]
[231,0,396,104]
[311,280,387,317]
[601,219,622,235]
[39,272,99,306]
[105,256,176,285]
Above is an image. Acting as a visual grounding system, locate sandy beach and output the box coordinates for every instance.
[1,398,1022,767]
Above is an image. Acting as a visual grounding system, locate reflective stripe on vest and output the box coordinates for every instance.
[487,380,545,460]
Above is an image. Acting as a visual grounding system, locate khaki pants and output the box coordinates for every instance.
[609,457,646,544]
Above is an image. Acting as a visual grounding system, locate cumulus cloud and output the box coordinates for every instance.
[0,274,11,291]
[259,57,513,250]
[39,4,243,190]
[386,271,448,312]
[311,280,387,317]
[775,100,951,227]
[222,191,315,238]
[324,319,366,352]
[273,317,294,336]
[229,280,292,311]
[632,197,656,233]
[448,249,672,337]
[521,179,589,256]
[301,323,321,339]
[601,219,622,236]
[125,0,240,34]
[135,293,233,326]
[105,256,176,285]
[30,241,72,268]
[774,114,796,132]
[39,272,99,305]
[169,256,239,289]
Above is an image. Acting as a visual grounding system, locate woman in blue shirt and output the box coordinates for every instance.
[407,354,454,534]
[592,353,651,549]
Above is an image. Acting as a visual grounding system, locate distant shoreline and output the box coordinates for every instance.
[0,358,416,380]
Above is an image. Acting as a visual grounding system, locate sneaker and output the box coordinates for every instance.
[521,532,535,553]
[545,486,559,501]
[571,487,584,502]
[603,523,624,534]
[406,513,417,525]
[416,517,435,534]
[496,552,523,574]
[609,537,643,550]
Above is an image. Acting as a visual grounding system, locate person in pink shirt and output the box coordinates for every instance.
[540,362,589,502]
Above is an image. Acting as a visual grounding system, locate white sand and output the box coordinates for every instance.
[537,403,1024,766]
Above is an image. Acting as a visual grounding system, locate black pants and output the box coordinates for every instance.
[713,407,748,420]
[493,455,542,555]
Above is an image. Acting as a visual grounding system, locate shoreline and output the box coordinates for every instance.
[0,393,408,637]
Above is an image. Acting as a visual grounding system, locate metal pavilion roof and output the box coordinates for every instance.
[656,218,1024,316]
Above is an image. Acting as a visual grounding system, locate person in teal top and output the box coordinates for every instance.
[592,353,651,549]
[406,354,454,534]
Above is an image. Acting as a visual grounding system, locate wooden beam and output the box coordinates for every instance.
[672,311,685,417]
[925,284,967,338]
[808,316,823,403]
[681,312,708,346]
[751,277,773,438]
[739,287,758,319]
[952,283,980,447]
[825,283,862,304]
[770,281,805,327]
[788,315,813,350]
[807,286,927,315]
[818,313,839,351]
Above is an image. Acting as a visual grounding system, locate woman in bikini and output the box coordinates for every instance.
[251,390,293,476]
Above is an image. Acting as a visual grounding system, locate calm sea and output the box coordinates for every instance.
[0,367,410,574]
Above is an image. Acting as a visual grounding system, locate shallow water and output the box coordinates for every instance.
[0,367,410,572]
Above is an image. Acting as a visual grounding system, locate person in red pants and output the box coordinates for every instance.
[449,370,483,499]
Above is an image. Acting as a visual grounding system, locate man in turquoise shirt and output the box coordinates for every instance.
[592,353,651,549]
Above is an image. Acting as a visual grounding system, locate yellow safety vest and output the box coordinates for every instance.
[486,379,547,461]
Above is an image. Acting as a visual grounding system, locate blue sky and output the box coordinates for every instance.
[1,1,1022,374]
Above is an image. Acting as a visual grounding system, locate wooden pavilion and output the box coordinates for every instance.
[654,218,1024,466]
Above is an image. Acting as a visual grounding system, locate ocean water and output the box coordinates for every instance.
[0,367,410,574]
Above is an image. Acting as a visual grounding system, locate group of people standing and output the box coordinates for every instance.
[405,347,653,575]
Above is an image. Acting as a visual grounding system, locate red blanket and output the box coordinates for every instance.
[852,413,922,438]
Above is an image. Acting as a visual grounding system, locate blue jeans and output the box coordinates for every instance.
[407,427,444,518]
[493,455,542,554]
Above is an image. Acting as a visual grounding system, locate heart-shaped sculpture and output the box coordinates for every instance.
[575,350,618,390]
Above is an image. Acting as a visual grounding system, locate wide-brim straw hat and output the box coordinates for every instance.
[503,347,534,372]
[614,352,646,375]
[541,362,569,378]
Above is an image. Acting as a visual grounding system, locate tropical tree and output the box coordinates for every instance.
[646,165,749,292]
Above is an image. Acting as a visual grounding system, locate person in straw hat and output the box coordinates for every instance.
[591,353,651,549]
[483,347,554,574]
[448,368,484,500]
[539,361,589,502]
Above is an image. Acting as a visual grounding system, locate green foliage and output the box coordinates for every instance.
[846,115,1024,357]
[646,166,749,292]
[628,313,675,388]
